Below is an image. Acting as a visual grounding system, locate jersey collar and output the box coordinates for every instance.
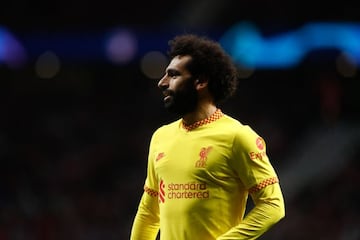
[181,108,224,131]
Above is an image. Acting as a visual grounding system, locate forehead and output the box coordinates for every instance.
[166,55,192,71]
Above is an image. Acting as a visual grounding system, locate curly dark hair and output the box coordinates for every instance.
[167,34,239,104]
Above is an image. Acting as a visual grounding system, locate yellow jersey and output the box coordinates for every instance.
[131,109,284,240]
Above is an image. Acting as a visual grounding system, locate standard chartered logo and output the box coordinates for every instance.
[167,182,209,199]
[159,179,166,203]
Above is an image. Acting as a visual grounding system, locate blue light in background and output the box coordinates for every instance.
[1,22,360,70]
[220,22,360,69]
[0,27,27,68]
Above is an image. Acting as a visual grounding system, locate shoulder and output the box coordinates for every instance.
[220,114,262,144]
[219,115,267,157]
[220,114,253,133]
[152,119,182,137]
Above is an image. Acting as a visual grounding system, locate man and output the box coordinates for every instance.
[130,34,285,240]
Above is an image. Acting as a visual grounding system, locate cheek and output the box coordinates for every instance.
[168,80,182,92]
[174,78,195,91]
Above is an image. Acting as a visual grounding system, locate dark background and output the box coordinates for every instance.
[1,0,359,239]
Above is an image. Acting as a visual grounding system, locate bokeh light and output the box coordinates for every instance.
[105,29,138,65]
[0,26,27,68]
[35,51,61,79]
[140,51,168,79]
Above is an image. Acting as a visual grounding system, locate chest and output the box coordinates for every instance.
[152,133,236,182]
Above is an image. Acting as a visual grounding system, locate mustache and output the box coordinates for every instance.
[162,89,174,97]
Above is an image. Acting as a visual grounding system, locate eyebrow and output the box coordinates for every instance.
[166,68,180,75]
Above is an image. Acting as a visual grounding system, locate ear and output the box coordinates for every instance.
[194,76,208,90]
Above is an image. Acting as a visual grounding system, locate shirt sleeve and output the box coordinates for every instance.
[218,126,285,239]
[217,183,285,239]
[130,132,161,240]
[230,126,278,189]
[130,191,160,240]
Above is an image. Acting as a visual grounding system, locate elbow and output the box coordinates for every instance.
[267,194,285,224]
[267,203,285,227]
[278,204,285,221]
[274,197,286,222]
[273,185,286,222]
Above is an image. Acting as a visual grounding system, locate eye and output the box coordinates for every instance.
[167,69,179,78]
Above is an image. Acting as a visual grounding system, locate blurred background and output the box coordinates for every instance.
[0,0,359,239]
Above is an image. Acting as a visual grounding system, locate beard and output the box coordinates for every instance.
[163,80,198,116]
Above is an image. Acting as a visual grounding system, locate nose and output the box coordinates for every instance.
[158,75,168,90]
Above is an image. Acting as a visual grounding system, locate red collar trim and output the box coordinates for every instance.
[182,109,224,131]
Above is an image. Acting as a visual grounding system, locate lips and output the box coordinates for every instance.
[162,90,172,102]
[164,96,171,102]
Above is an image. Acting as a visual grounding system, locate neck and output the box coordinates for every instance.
[182,104,217,126]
